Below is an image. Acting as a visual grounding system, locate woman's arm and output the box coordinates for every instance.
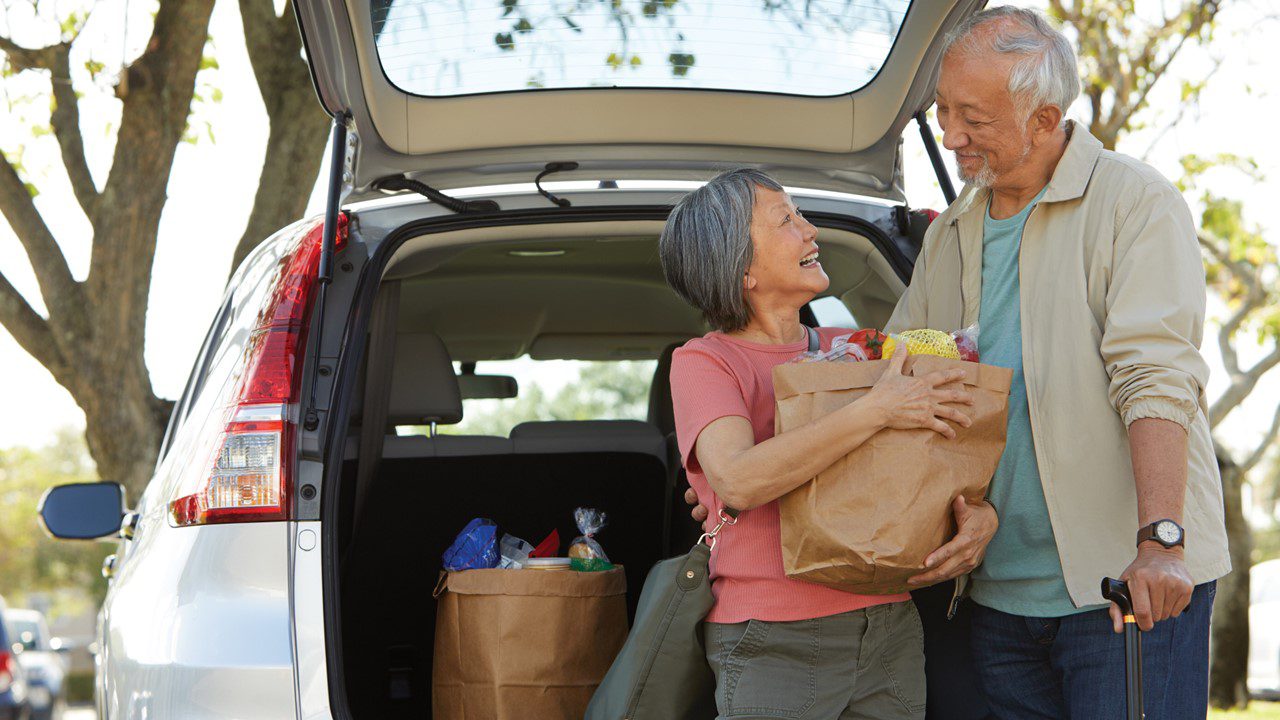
[695,351,974,511]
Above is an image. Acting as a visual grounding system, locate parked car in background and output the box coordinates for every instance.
[34,1,983,717]
[0,596,31,720]
[5,610,66,720]
[1251,558,1280,699]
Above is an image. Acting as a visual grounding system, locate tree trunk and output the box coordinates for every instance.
[1210,446,1252,709]
[229,87,329,274]
[229,0,331,275]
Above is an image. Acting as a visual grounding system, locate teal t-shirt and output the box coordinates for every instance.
[967,187,1101,618]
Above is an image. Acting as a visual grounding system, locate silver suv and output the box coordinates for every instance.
[37,1,979,717]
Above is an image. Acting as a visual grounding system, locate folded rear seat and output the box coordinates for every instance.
[509,420,667,465]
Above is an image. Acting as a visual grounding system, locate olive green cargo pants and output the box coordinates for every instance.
[704,600,926,719]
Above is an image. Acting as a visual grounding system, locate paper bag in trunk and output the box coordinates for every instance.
[433,567,628,720]
[773,355,1013,595]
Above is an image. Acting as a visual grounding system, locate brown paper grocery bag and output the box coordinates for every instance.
[773,355,1013,595]
[432,567,628,720]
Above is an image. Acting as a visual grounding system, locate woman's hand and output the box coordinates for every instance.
[907,496,999,586]
[862,348,974,439]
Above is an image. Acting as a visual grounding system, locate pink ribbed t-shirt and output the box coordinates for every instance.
[670,327,910,623]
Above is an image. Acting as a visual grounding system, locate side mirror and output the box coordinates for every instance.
[38,482,125,540]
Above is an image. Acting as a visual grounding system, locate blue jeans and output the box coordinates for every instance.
[970,581,1215,719]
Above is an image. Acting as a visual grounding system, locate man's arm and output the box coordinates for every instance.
[1100,179,1207,632]
[1111,418,1194,632]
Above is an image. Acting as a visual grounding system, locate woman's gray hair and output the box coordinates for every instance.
[943,6,1081,126]
[659,168,783,333]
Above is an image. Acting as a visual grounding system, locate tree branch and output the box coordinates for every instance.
[0,269,66,374]
[0,35,59,71]
[1241,401,1280,475]
[0,146,84,328]
[1198,231,1264,378]
[238,0,302,100]
[48,45,100,216]
[0,36,101,216]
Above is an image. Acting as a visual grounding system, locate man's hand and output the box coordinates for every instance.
[907,496,998,586]
[1108,544,1194,632]
[685,486,709,527]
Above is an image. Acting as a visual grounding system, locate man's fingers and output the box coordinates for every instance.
[1148,579,1169,625]
[909,552,973,586]
[924,534,965,569]
[1130,576,1155,631]
[684,487,698,505]
[1109,603,1124,634]
[691,505,709,524]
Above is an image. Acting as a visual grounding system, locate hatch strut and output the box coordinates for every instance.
[304,114,352,432]
[914,110,957,205]
[374,176,500,213]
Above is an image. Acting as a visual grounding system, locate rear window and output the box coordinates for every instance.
[396,358,656,438]
[371,0,912,97]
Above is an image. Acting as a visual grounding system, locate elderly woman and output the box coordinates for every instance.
[660,168,983,719]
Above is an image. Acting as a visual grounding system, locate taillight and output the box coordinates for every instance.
[170,214,347,527]
[0,650,12,693]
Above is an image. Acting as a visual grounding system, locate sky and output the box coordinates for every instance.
[0,1,1278,505]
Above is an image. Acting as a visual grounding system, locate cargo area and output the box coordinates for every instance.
[328,219,905,718]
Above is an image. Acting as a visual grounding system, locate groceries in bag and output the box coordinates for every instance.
[773,325,1011,595]
[569,507,616,572]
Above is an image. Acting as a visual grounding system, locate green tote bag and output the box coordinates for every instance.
[584,511,737,720]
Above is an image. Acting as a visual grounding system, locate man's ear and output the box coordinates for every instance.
[1030,104,1064,142]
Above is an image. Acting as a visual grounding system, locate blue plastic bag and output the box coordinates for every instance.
[442,518,499,571]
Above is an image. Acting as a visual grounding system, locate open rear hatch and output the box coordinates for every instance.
[293,0,984,204]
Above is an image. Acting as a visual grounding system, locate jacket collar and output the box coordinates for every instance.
[947,120,1104,225]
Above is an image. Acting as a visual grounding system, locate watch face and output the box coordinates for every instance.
[1156,521,1181,544]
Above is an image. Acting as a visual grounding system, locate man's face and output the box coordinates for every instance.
[935,50,1032,188]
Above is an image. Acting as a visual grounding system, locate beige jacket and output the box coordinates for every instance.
[887,122,1231,608]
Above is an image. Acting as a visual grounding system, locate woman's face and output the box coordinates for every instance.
[744,186,828,306]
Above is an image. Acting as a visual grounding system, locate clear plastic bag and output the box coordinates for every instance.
[497,533,534,569]
[788,333,868,364]
[569,507,614,571]
[952,323,981,363]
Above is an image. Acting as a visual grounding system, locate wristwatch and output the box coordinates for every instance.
[1136,519,1185,549]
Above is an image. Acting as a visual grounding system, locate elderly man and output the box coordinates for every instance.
[682,5,1230,717]
[893,5,1229,717]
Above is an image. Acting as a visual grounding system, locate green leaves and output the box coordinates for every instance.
[668,52,694,77]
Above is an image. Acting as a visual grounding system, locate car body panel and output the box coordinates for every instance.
[1250,559,1280,698]
[99,521,296,720]
[291,0,984,202]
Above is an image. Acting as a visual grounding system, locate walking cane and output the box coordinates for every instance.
[1101,578,1144,720]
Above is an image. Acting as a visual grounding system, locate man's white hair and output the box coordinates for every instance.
[943,6,1081,126]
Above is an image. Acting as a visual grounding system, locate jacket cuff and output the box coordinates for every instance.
[1121,396,1194,431]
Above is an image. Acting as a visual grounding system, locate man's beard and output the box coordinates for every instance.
[957,155,998,188]
[955,139,1032,189]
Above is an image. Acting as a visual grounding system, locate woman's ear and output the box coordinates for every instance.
[743,273,758,292]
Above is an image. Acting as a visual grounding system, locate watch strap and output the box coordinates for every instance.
[1136,519,1185,548]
